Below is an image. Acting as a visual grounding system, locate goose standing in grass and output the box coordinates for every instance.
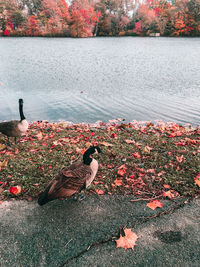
[0,99,28,145]
[38,146,102,206]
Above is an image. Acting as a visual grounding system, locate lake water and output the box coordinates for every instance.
[0,37,199,125]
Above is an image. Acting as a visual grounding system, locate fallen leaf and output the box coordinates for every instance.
[163,184,171,189]
[114,179,123,186]
[100,141,113,147]
[75,148,86,155]
[9,185,21,195]
[162,190,178,199]
[176,155,184,163]
[125,140,135,144]
[111,133,117,138]
[147,200,163,210]
[194,172,200,187]
[0,159,8,167]
[41,143,47,146]
[116,228,138,250]
[96,189,104,195]
[117,169,126,177]
[144,145,153,153]
[133,152,141,159]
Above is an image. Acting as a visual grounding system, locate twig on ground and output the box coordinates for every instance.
[130,195,163,202]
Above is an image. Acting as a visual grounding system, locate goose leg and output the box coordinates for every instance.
[72,191,86,201]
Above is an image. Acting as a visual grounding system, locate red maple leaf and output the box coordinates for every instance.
[9,186,21,195]
[147,200,163,210]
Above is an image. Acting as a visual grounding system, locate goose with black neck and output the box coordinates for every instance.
[38,146,102,206]
[0,99,28,145]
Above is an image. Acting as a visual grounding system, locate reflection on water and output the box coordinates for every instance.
[0,37,199,125]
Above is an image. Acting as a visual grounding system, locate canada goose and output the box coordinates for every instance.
[0,99,28,145]
[38,146,102,206]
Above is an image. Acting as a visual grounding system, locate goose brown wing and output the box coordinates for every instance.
[48,162,91,199]
[0,121,20,136]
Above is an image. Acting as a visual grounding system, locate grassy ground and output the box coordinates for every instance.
[0,120,199,201]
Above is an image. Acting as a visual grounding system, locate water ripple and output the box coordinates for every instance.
[0,37,200,125]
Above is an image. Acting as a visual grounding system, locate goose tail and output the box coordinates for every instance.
[38,184,53,206]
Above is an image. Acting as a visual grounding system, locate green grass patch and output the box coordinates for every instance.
[0,120,200,201]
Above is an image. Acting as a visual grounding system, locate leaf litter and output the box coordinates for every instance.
[0,120,199,201]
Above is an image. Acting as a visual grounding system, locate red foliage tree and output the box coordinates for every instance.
[26,15,40,36]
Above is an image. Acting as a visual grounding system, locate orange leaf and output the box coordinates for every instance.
[117,169,126,177]
[162,190,178,199]
[194,173,200,187]
[163,184,170,189]
[96,189,104,195]
[147,200,163,210]
[133,152,141,159]
[114,179,123,186]
[125,139,135,144]
[116,228,138,250]
[176,155,184,163]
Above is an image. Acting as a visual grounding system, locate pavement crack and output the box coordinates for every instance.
[59,235,117,267]
[138,198,191,222]
[59,198,191,266]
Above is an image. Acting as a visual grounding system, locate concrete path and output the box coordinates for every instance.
[0,196,200,267]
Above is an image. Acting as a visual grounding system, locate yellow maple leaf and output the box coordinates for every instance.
[0,159,8,167]
[116,228,138,250]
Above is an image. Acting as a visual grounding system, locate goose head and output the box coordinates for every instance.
[19,99,23,105]
[83,146,102,165]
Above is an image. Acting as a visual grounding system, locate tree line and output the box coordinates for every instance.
[0,0,199,37]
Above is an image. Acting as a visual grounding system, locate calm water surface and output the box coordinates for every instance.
[0,37,199,125]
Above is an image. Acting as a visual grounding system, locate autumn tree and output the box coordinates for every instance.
[25,14,40,35]
[0,0,26,35]
[70,0,101,37]
[0,0,199,37]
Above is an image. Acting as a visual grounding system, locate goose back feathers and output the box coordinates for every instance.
[0,120,28,137]
[38,146,101,206]
[0,99,28,141]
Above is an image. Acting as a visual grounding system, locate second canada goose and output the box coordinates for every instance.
[0,99,28,145]
[38,146,102,206]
